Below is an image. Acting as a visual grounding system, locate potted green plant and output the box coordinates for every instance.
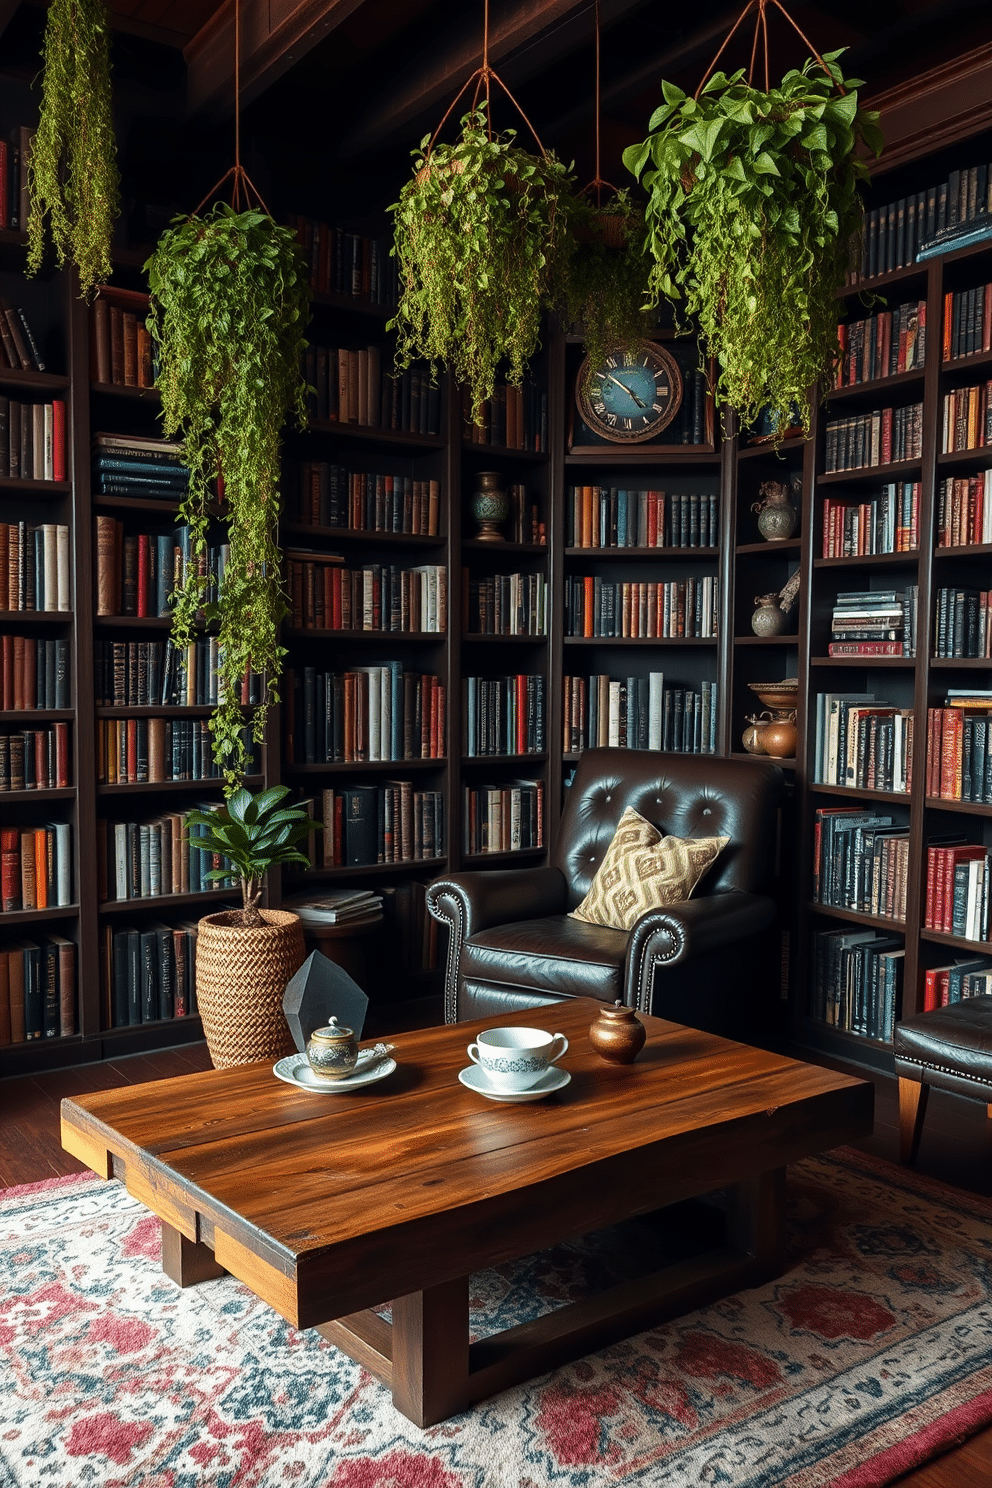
[622,50,882,439]
[389,106,574,426]
[146,204,311,785]
[26,0,120,297]
[559,189,654,389]
[187,786,315,1068]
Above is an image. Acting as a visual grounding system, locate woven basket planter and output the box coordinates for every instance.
[195,909,306,1069]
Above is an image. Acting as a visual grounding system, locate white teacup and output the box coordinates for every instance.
[467,1026,569,1091]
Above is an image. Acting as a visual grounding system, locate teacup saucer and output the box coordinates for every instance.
[273,1049,397,1093]
[458,1063,571,1103]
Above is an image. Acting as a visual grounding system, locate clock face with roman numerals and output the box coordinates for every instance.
[575,341,683,443]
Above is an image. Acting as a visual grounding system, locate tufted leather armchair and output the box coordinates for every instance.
[426,748,785,1038]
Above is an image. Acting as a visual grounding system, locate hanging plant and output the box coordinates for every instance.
[146,203,311,785]
[389,106,574,426]
[26,0,121,297]
[559,189,654,391]
[623,47,882,438]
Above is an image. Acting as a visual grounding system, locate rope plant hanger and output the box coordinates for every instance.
[145,0,311,788]
[389,0,574,425]
[623,0,882,441]
[562,0,653,386]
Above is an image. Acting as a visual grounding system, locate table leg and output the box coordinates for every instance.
[161,1221,226,1287]
[391,1277,469,1427]
[725,1167,786,1282]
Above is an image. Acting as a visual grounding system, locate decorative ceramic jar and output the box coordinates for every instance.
[741,716,768,754]
[470,471,509,542]
[758,715,798,759]
[589,1001,646,1064]
[751,479,799,541]
[306,1017,360,1080]
[751,593,787,637]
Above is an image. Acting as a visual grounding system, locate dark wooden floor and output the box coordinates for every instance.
[2,1019,991,1485]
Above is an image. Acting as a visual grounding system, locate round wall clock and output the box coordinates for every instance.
[575,340,683,444]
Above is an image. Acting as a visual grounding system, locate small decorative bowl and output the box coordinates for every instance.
[305,1017,359,1081]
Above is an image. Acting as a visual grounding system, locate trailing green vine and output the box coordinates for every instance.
[623,51,882,437]
[26,0,120,298]
[389,107,574,425]
[146,204,311,786]
[559,190,653,390]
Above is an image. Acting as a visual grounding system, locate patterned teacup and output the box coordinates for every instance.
[467,1026,569,1091]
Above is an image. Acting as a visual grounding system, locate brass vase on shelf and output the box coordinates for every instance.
[751,479,799,541]
[746,681,799,760]
[469,471,509,542]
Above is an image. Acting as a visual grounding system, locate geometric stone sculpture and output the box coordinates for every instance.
[282,951,369,1052]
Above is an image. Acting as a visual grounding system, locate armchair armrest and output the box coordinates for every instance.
[427,867,568,1023]
[624,890,778,1013]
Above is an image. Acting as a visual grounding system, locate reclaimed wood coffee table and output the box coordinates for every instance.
[61,999,872,1426]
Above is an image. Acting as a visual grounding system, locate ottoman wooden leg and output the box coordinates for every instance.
[898,1077,929,1165]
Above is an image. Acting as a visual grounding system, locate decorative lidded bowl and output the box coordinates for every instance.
[306,1017,360,1080]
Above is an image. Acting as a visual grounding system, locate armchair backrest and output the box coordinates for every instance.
[553,749,784,910]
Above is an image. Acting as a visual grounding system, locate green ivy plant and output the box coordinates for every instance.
[187,786,315,929]
[623,51,882,438]
[559,189,654,389]
[26,0,121,297]
[146,204,311,786]
[389,107,574,425]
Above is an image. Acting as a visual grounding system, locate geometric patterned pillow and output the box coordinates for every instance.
[568,806,729,932]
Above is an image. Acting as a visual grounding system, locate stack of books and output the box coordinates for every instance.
[283,890,383,926]
[925,843,990,942]
[927,691,992,802]
[827,588,918,658]
[92,433,189,502]
[0,936,76,1042]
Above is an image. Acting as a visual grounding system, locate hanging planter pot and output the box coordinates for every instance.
[623,2,882,441]
[390,104,573,427]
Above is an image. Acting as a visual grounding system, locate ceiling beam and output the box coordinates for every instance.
[185,0,366,116]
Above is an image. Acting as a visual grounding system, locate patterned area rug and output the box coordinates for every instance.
[1,1149,991,1487]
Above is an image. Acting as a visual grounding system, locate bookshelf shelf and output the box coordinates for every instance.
[566,447,718,466]
[463,539,548,555]
[808,902,907,934]
[814,551,920,569]
[0,368,70,391]
[929,656,992,668]
[932,543,992,559]
[941,346,992,374]
[461,847,546,866]
[566,545,720,559]
[0,787,75,802]
[838,262,928,298]
[288,858,447,883]
[99,888,237,915]
[0,904,79,926]
[936,447,992,469]
[92,495,184,515]
[920,927,992,955]
[808,655,917,668]
[282,524,444,549]
[733,635,800,646]
[925,796,992,817]
[826,367,927,403]
[90,381,160,402]
[737,435,808,460]
[308,420,445,451]
[810,783,911,804]
[283,627,446,642]
[0,610,72,624]
[462,632,547,644]
[736,539,801,555]
[96,777,263,795]
[563,635,718,647]
[285,759,445,774]
[462,753,548,765]
[817,459,923,486]
[0,709,74,722]
[0,478,72,495]
[462,442,550,464]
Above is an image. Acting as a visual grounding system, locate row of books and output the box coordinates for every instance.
[97,810,235,903]
[0,936,76,1044]
[811,927,903,1042]
[926,699,992,803]
[295,461,441,536]
[464,675,546,757]
[563,674,719,755]
[820,482,921,557]
[812,807,909,919]
[462,781,544,855]
[565,576,719,639]
[461,381,548,452]
[315,784,444,867]
[826,586,918,658]
[0,724,70,790]
[942,282,992,361]
[379,879,441,973]
[933,586,992,658]
[941,381,992,453]
[94,520,205,618]
[811,696,913,794]
[0,300,46,373]
[833,300,926,387]
[923,956,992,1010]
[0,399,67,482]
[96,718,259,785]
[823,403,923,472]
[463,571,548,636]
[287,559,446,633]
[924,843,990,942]
[565,487,719,550]
[854,159,992,279]
[94,639,262,709]
[91,433,188,501]
[287,216,397,304]
[103,922,199,1029]
[283,665,446,765]
[0,636,69,711]
[936,470,992,547]
[1,823,72,911]
[0,522,71,612]
[0,128,32,230]
[89,291,155,388]
[304,346,441,435]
